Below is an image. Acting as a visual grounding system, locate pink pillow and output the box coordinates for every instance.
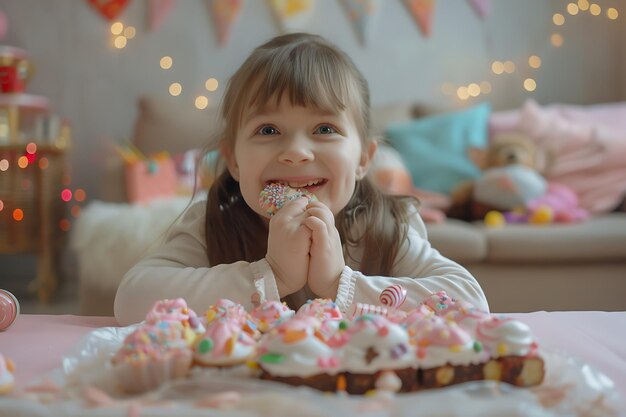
[549,101,626,133]
[488,108,521,137]
[518,99,626,213]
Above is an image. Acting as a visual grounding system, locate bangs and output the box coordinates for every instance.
[238,44,362,126]
[221,34,371,142]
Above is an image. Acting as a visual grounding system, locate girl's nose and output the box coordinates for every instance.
[278,134,314,165]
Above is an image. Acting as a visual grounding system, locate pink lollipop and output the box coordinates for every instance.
[379,285,407,308]
[259,183,317,216]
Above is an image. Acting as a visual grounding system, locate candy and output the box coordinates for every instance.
[379,285,407,308]
[258,183,318,216]
[0,289,19,331]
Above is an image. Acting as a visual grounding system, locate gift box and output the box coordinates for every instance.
[0,66,25,93]
[125,157,178,204]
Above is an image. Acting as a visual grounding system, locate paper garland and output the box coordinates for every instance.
[403,0,436,38]
[87,0,130,21]
[211,0,243,45]
[341,0,382,45]
[85,0,490,44]
[268,0,315,34]
[467,0,492,19]
[148,0,176,31]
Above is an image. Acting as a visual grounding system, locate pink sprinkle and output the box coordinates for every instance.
[377,326,389,337]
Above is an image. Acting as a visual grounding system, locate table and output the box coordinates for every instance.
[0,312,625,411]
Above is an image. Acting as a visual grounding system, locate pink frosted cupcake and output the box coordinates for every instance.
[193,317,257,367]
[251,300,295,333]
[204,299,259,337]
[112,322,193,393]
[296,298,343,321]
[145,298,205,335]
[296,298,344,340]
[422,291,458,316]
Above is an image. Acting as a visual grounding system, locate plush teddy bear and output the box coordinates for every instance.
[448,132,588,224]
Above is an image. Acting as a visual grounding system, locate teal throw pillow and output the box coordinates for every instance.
[385,102,491,195]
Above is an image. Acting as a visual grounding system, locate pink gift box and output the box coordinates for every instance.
[125,157,178,204]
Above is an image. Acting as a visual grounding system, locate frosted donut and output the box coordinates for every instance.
[259,183,318,216]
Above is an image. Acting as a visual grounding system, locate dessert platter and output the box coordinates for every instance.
[0,291,620,417]
[0,183,619,416]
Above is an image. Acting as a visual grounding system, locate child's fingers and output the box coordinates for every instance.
[273,197,309,221]
[306,205,335,227]
[303,215,328,244]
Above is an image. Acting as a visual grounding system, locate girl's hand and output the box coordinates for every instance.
[266,197,311,297]
[303,201,345,299]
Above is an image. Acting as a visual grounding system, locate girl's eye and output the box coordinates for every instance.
[315,125,336,135]
[257,126,279,135]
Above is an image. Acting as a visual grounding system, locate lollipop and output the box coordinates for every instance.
[379,285,407,308]
[259,183,318,216]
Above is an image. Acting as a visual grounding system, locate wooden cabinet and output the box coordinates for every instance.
[0,94,71,302]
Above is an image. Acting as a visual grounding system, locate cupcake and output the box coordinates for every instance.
[145,298,205,335]
[204,299,258,337]
[422,291,457,316]
[112,322,193,393]
[193,317,257,367]
[251,300,295,333]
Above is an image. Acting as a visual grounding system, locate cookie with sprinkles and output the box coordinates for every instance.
[259,183,318,217]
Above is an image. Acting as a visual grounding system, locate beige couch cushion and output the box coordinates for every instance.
[426,219,487,263]
[133,96,220,155]
[483,213,626,263]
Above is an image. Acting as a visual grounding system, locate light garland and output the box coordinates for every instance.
[110,21,135,49]
[0,143,86,231]
[443,1,620,103]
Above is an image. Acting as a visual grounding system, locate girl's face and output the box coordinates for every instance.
[225,101,376,218]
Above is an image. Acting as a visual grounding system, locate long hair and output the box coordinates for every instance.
[206,33,416,276]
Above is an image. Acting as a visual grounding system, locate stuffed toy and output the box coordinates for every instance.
[448,132,588,225]
[369,143,450,223]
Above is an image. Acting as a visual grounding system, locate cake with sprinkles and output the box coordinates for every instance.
[254,290,544,394]
[114,292,544,395]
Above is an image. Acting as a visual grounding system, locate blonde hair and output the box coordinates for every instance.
[205,33,416,280]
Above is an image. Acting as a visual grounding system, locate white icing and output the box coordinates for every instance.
[340,316,415,373]
[257,327,339,378]
[476,317,535,357]
[419,343,488,368]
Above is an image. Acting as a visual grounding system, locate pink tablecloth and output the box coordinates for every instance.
[0,312,625,408]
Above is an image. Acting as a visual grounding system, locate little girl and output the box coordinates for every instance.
[114,33,488,325]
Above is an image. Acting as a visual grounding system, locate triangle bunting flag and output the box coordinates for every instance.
[211,0,243,46]
[268,0,315,34]
[467,0,492,19]
[341,0,382,45]
[403,0,436,38]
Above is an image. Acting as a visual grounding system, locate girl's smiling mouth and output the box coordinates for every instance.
[267,178,328,191]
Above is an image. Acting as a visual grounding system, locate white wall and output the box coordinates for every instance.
[1,0,624,199]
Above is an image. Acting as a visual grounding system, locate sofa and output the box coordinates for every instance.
[71,96,626,316]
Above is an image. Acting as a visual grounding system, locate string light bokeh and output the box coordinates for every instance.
[442,1,620,103]
[0,141,87,232]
